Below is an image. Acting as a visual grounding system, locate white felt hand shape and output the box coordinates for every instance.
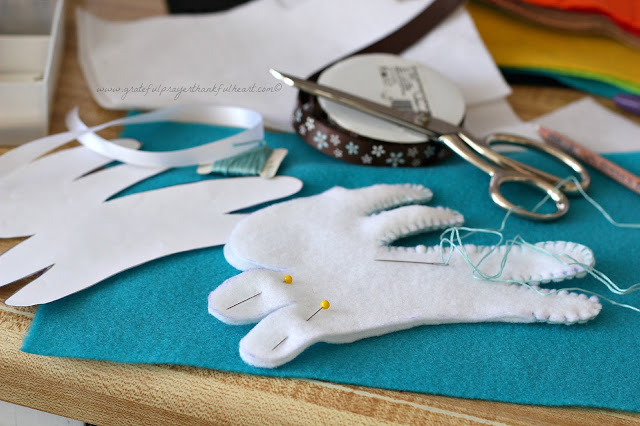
[208,185,601,368]
[0,140,301,305]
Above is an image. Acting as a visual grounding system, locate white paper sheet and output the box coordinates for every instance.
[465,97,640,154]
[2,175,302,306]
[532,98,640,153]
[0,106,303,305]
[76,1,510,131]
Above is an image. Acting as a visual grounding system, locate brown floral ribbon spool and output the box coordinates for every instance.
[293,95,451,167]
[292,0,465,167]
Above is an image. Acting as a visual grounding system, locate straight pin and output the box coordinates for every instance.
[226,275,293,310]
[272,336,288,351]
[226,292,262,310]
[306,300,330,321]
[272,300,331,351]
[375,259,448,266]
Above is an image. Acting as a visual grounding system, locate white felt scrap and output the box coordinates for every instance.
[208,184,601,368]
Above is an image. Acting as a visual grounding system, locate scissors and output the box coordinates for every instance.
[269,68,590,221]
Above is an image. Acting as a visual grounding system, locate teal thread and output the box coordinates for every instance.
[436,176,640,312]
[531,176,640,229]
[232,139,266,147]
[210,143,272,176]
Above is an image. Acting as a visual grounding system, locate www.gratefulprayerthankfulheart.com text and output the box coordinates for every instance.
[96,82,283,101]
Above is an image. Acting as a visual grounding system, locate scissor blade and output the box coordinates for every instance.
[269,68,435,137]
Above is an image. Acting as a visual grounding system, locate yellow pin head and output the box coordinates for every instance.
[306,300,330,321]
[283,275,293,284]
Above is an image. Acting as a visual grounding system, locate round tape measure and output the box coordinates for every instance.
[317,53,466,144]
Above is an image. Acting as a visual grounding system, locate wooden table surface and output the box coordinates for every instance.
[1,1,640,424]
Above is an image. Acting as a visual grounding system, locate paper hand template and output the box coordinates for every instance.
[208,185,601,368]
[0,142,302,306]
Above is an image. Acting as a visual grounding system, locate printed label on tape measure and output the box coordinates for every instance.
[378,65,430,113]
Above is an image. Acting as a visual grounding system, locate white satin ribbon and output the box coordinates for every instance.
[0,104,264,178]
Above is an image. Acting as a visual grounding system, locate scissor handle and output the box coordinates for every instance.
[489,170,569,221]
[438,133,570,221]
[483,133,591,194]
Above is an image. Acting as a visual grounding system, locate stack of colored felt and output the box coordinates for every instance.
[468,0,640,98]
[523,0,640,37]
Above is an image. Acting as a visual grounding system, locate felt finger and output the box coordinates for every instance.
[239,303,323,368]
[523,242,594,284]
[443,281,601,325]
[208,269,296,325]
[530,288,602,324]
[370,205,464,244]
[458,241,594,284]
[330,184,432,215]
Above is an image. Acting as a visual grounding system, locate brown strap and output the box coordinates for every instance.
[295,0,466,167]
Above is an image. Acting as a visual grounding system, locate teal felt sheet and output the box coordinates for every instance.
[21,120,640,411]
